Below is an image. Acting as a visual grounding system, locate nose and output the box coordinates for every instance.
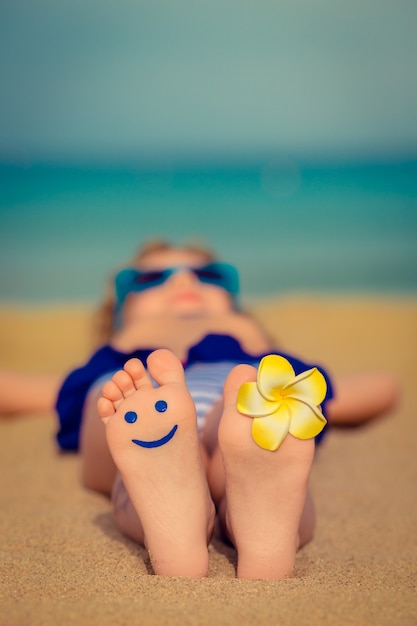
[167,268,198,288]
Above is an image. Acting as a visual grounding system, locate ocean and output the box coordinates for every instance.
[1,159,416,303]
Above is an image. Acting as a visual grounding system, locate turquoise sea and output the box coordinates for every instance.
[1,159,416,303]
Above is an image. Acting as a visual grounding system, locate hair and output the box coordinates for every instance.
[93,239,218,344]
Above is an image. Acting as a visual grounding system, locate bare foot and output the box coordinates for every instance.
[97,349,215,577]
[218,364,315,580]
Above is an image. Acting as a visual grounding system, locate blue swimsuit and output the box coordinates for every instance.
[56,333,333,451]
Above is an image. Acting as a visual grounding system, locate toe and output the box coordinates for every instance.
[97,396,116,423]
[112,369,142,397]
[124,358,153,390]
[101,379,125,406]
[146,349,186,386]
[219,364,259,450]
[223,364,257,410]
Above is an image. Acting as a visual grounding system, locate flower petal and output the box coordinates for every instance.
[237,382,279,417]
[281,367,327,405]
[251,405,291,451]
[286,397,327,440]
[257,355,295,401]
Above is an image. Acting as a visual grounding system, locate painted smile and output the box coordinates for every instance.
[132,424,178,448]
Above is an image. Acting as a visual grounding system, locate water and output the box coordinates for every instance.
[0,159,416,303]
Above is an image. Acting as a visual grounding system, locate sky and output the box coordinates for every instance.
[1,0,416,164]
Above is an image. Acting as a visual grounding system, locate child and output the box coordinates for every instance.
[0,241,399,579]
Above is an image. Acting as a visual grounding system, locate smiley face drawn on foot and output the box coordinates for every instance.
[124,400,178,449]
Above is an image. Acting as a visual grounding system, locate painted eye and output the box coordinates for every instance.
[124,411,138,423]
[155,400,168,413]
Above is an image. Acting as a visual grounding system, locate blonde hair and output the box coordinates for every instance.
[93,240,218,344]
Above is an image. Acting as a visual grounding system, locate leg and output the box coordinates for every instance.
[327,372,401,426]
[0,370,62,415]
[97,350,215,577]
[111,472,145,544]
[209,364,315,580]
[79,384,118,495]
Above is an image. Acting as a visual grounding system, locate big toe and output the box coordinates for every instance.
[223,364,257,411]
[219,364,258,449]
[146,349,187,387]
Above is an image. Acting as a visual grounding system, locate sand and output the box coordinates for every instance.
[0,295,416,625]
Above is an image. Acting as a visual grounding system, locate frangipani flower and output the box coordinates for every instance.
[237,354,327,451]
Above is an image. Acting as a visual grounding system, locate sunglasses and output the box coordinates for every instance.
[114,262,240,306]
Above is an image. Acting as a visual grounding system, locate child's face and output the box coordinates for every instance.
[122,249,236,321]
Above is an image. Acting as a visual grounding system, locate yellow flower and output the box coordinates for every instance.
[237,354,328,451]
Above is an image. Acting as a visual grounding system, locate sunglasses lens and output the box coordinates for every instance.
[194,267,224,283]
[195,263,239,295]
[134,270,165,286]
[115,268,167,304]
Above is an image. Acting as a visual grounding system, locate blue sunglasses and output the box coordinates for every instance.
[114,262,240,307]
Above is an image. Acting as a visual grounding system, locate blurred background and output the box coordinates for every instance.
[1,0,416,303]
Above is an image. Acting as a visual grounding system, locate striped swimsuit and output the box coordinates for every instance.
[184,361,247,433]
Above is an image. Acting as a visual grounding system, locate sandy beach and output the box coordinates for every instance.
[1,294,416,625]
